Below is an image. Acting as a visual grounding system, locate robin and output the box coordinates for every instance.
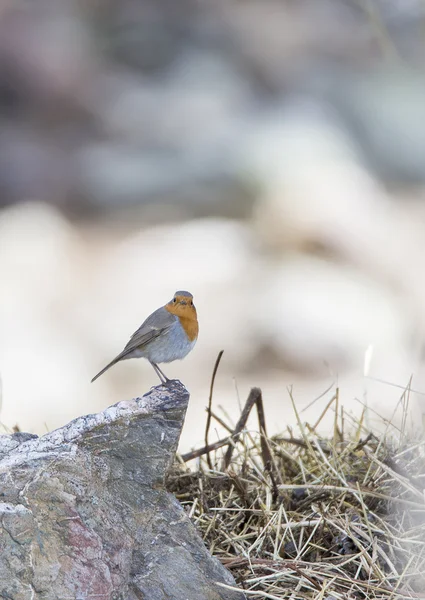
[91,290,198,384]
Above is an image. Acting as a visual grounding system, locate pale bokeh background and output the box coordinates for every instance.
[1,0,425,451]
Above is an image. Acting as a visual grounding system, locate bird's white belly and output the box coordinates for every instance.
[133,320,197,364]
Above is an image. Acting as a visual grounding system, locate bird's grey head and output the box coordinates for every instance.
[170,290,193,306]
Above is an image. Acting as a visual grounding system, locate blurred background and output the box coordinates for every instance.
[0,0,425,451]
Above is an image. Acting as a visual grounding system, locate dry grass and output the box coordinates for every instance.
[167,388,425,599]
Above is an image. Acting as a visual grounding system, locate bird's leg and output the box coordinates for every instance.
[155,363,170,382]
[149,361,166,383]
[149,361,169,384]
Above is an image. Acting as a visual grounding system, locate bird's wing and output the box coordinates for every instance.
[91,307,176,383]
[122,306,177,355]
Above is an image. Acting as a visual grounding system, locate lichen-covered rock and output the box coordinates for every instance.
[0,381,244,600]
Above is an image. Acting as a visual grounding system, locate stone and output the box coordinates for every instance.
[0,380,244,600]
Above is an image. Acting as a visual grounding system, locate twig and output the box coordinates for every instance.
[204,350,224,469]
[182,436,232,462]
[255,389,270,471]
[255,389,280,497]
[222,388,261,470]
[208,409,233,434]
[182,433,321,463]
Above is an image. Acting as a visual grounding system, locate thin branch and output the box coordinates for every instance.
[222,387,261,470]
[204,350,224,469]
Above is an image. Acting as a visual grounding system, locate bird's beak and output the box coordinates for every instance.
[180,300,187,305]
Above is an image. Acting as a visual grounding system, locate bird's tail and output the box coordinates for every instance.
[91,355,122,383]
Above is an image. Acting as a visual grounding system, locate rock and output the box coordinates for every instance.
[252,254,410,374]
[248,103,389,257]
[0,201,96,436]
[328,69,425,184]
[0,380,244,600]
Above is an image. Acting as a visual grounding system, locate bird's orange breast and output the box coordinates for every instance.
[165,303,198,342]
[177,315,199,342]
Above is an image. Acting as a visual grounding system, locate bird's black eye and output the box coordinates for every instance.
[190,300,193,306]
[173,297,177,303]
